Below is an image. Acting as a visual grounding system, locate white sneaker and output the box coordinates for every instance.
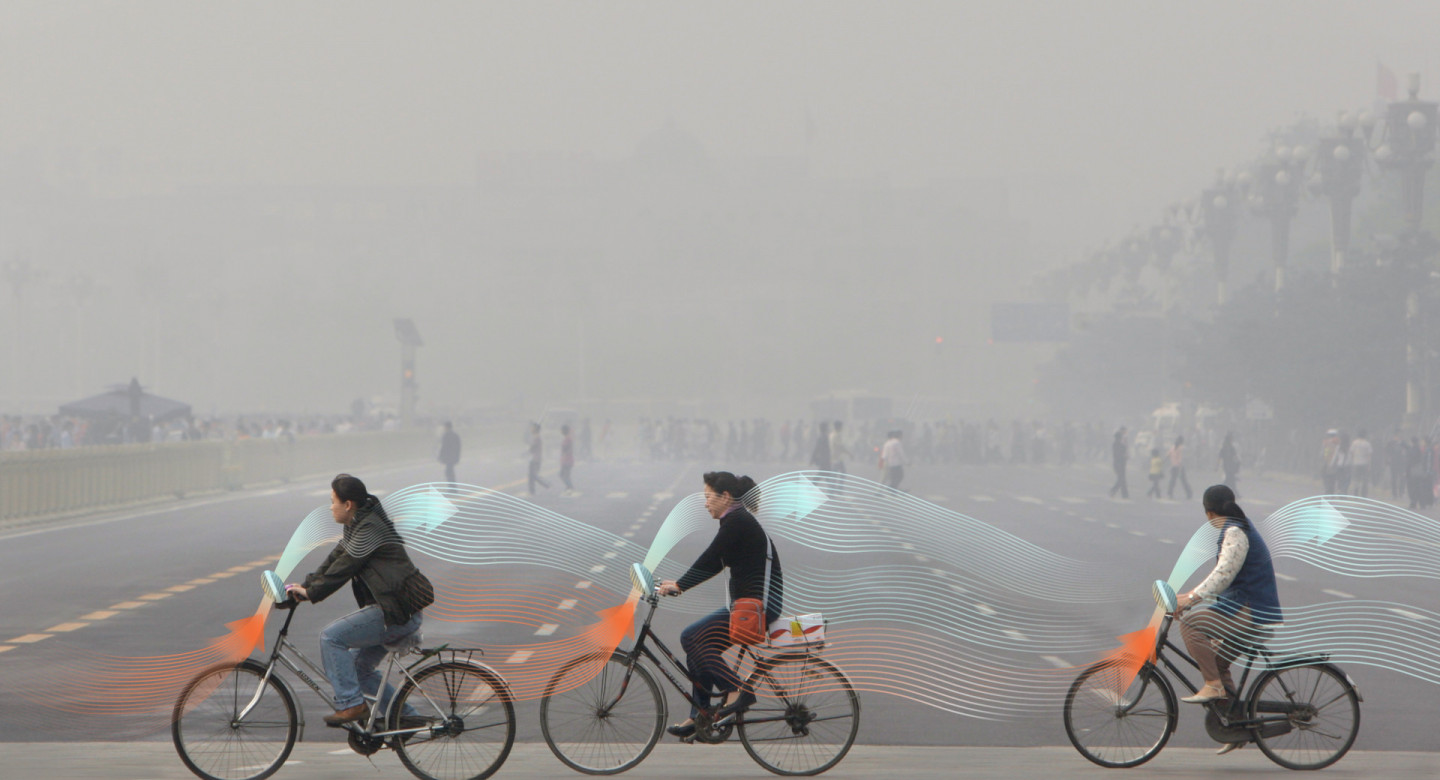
[1216,741,1245,755]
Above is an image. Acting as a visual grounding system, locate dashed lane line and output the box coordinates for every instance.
[226,565,253,573]
[7,634,51,644]
[613,540,627,547]
[534,624,559,636]
[558,599,577,610]
[589,565,607,573]
[45,622,89,632]
[505,651,535,663]
[971,495,996,502]
[1322,589,1356,599]
[1275,573,1298,582]
[1387,608,1428,621]
[1016,496,1044,505]
[81,611,118,620]
[1041,655,1071,668]
[138,592,173,601]
[188,578,216,585]
[209,571,237,579]
[1059,497,1087,504]
[1129,530,1147,537]
[974,603,997,616]
[110,601,146,610]
[1003,629,1028,641]
[575,581,592,590]
[602,552,618,559]
[166,584,196,593]
[0,646,13,654]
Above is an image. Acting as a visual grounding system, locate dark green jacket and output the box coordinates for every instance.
[302,496,433,626]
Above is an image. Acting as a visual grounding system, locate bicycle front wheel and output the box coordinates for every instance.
[1249,663,1360,770]
[738,655,860,776]
[172,660,298,780]
[391,661,516,780]
[1063,661,1176,768]
[540,652,665,775]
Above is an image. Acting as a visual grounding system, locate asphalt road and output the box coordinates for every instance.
[1,450,1436,778]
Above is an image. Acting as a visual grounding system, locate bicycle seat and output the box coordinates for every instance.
[384,631,423,654]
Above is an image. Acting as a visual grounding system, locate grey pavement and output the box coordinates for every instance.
[2,743,1437,780]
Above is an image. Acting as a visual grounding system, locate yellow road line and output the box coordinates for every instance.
[226,565,252,573]
[7,634,51,644]
[188,578,216,585]
[109,601,146,609]
[209,571,236,579]
[0,646,13,653]
[138,592,172,601]
[166,584,196,593]
[45,623,88,633]
[81,611,119,620]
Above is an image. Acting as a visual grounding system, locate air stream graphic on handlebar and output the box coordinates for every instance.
[1063,580,1361,770]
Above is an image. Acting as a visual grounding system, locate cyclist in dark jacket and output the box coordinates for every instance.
[287,473,434,727]
[657,471,783,739]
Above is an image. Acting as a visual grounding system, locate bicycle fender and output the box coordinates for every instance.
[265,668,307,742]
[1268,653,1330,669]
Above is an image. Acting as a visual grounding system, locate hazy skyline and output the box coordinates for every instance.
[5,2,1440,417]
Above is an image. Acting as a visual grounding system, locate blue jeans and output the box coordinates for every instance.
[680,608,740,717]
[320,605,422,712]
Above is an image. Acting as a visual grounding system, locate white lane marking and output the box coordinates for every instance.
[602,552,617,559]
[328,749,354,755]
[1041,655,1071,668]
[653,493,673,500]
[972,495,996,502]
[558,599,577,610]
[589,564,607,573]
[623,532,634,538]
[505,651,535,663]
[949,584,968,594]
[1129,530,1147,537]
[1322,589,1355,599]
[1082,517,1097,523]
[1060,497,1087,504]
[308,489,330,497]
[1158,538,1175,544]
[613,540,627,547]
[1016,496,1044,504]
[629,524,642,531]
[974,603,997,616]
[534,624,559,636]
[575,581,592,589]
[606,492,629,499]
[900,543,915,550]
[1105,522,1120,529]
[1275,573,1298,582]
[1003,629,1028,641]
[1387,608,1428,621]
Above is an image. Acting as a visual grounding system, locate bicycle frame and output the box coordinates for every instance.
[602,591,818,724]
[1149,609,1316,730]
[237,603,461,740]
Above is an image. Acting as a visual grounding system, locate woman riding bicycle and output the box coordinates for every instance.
[656,471,783,739]
[285,474,435,727]
[1175,484,1283,715]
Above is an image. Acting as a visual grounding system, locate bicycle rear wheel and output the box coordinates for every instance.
[172,660,298,780]
[1249,663,1360,770]
[1063,661,1176,768]
[540,652,665,775]
[391,661,516,780]
[738,655,859,776]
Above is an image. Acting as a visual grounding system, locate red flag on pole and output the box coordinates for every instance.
[1377,63,1398,101]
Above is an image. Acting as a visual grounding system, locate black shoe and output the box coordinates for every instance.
[398,714,437,731]
[666,721,696,738]
[715,690,756,719]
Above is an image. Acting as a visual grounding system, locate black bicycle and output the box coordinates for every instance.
[539,563,860,776]
[172,571,517,780]
[1064,580,1361,770]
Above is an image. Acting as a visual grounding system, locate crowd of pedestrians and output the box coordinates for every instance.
[1,411,403,451]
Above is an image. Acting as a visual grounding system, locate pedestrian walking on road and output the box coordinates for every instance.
[438,421,461,484]
[559,424,576,495]
[810,421,832,472]
[528,422,550,495]
[1167,435,1193,501]
[880,429,906,491]
[1218,432,1241,495]
[830,421,850,474]
[1109,427,1130,499]
[1147,448,1164,498]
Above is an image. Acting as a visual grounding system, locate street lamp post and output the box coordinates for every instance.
[393,318,424,427]
[1200,171,1239,305]
[1248,147,1307,294]
[1376,74,1438,428]
[1311,114,1366,280]
[2,259,38,404]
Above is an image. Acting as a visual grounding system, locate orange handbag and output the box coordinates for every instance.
[729,597,766,645]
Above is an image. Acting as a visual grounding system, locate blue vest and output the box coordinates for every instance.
[1215,519,1283,624]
